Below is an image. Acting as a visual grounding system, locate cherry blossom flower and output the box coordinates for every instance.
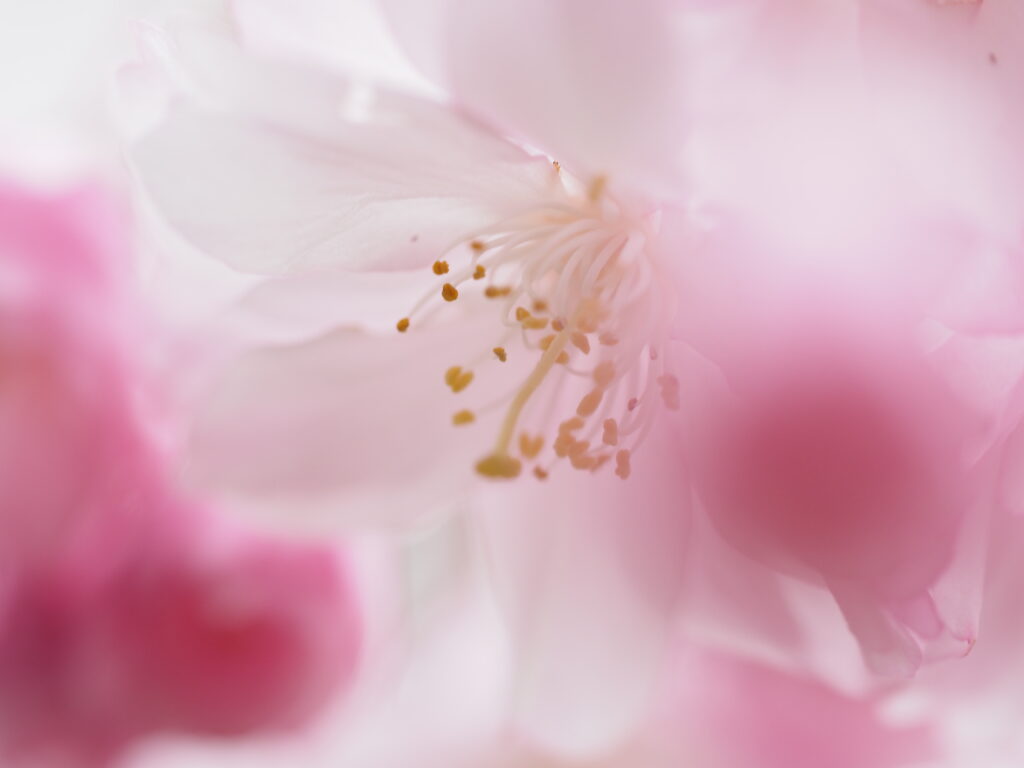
[0,179,362,767]
[124,0,1024,759]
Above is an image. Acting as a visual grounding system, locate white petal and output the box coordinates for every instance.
[472,425,691,758]
[128,21,559,275]
[379,0,693,198]
[182,314,500,533]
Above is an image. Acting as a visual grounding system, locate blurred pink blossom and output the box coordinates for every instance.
[0,180,362,767]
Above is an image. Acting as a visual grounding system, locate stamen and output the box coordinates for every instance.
[453,410,475,425]
[475,329,571,480]
[559,417,584,433]
[576,389,603,417]
[445,366,474,393]
[658,374,680,411]
[602,419,619,446]
[519,433,544,459]
[570,452,596,470]
[571,333,591,354]
[395,173,674,482]
[615,449,632,479]
[593,361,616,388]
[476,453,523,478]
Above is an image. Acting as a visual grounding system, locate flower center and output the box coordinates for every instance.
[398,174,678,481]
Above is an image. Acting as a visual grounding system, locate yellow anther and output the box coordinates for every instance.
[473,265,486,280]
[599,332,619,346]
[445,366,474,393]
[493,347,507,362]
[593,361,616,388]
[627,397,639,412]
[571,333,591,354]
[555,351,570,365]
[432,260,450,275]
[559,417,584,434]
[552,318,566,332]
[519,433,544,459]
[615,449,632,479]
[602,419,619,446]
[552,160,561,173]
[396,317,410,333]
[588,174,607,202]
[577,389,603,417]
[574,299,605,334]
[658,374,680,411]
[534,466,550,480]
[571,452,596,470]
[515,307,530,322]
[539,334,556,351]
[442,283,459,302]
[470,240,487,253]
[553,433,576,458]
[452,410,476,425]
[568,439,590,457]
[523,317,549,330]
[484,285,511,298]
[532,299,549,313]
[475,453,523,479]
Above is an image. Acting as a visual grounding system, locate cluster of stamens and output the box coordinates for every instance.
[397,172,677,481]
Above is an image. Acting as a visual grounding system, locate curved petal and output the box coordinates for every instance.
[471,424,691,759]
[126,19,560,275]
[378,0,692,198]
[672,648,938,768]
[181,308,512,533]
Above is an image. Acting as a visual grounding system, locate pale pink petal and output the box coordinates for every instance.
[379,0,692,197]
[672,649,938,768]
[128,20,559,276]
[88,528,361,736]
[473,424,690,758]
[0,181,158,569]
[231,0,435,93]
[182,315,504,532]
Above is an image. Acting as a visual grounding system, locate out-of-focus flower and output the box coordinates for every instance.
[0,179,362,767]
[124,3,697,754]
[665,0,1024,686]
[124,0,1024,760]
[117,535,938,768]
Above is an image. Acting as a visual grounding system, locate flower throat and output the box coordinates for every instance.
[397,172,678,481]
